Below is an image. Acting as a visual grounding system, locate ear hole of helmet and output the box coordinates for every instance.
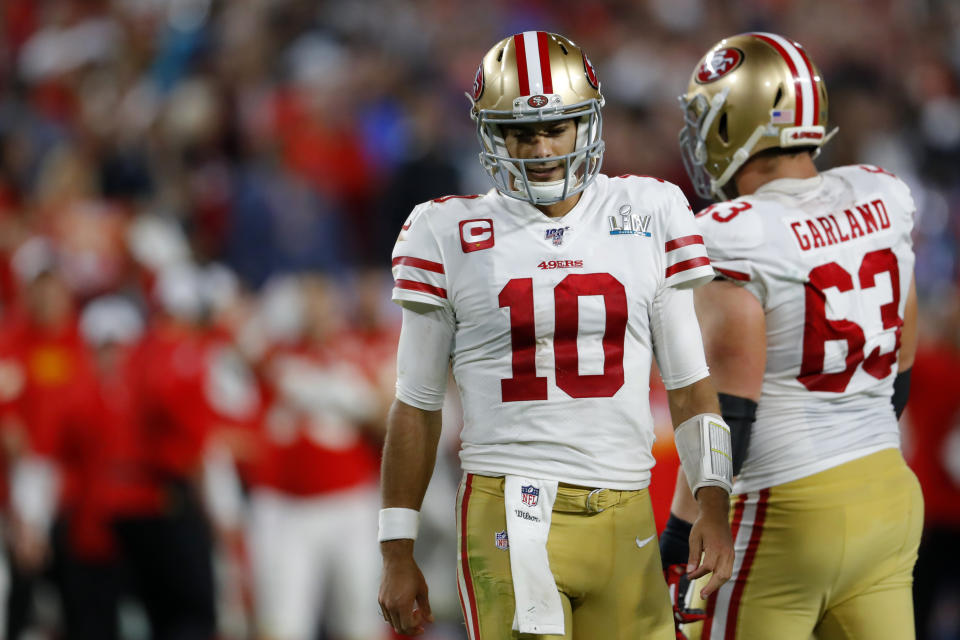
[718,112,729,144]
[497,48,504,62]
[558,42,569,55]
[773,86,784,107]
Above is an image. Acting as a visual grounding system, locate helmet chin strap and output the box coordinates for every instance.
[711,124,767,197]
[710,124,840,199]
[511,177,581,204]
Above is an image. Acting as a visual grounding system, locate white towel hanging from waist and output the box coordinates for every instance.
[503,475,564,635]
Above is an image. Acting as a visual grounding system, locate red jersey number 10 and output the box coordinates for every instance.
[499,273,627,402]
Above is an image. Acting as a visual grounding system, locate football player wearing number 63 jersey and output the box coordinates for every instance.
[662,33,923,640]
[377,32,736,639]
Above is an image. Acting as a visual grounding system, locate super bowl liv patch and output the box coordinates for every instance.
[608,204,652,237]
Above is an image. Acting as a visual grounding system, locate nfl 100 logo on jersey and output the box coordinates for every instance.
[521,485,540,507]
[608,205,652,237]
[545,226,570,246]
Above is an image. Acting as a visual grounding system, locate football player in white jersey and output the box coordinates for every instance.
[377,32,736,639]
[662,33,922,640]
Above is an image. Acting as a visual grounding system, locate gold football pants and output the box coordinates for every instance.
[686,448,923,640]
[455,473,674,639]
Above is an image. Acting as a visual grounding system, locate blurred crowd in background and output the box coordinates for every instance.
[0,0,958,639]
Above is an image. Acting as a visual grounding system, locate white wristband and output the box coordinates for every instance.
[675,413,733,495]
[378,507,420,542]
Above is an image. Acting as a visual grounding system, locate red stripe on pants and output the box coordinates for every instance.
[723,489,770,640]
[703,493,748,639]
[458,474,481,639]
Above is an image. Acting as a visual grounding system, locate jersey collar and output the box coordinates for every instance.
[754,174,824,196]
[498,174,604,226]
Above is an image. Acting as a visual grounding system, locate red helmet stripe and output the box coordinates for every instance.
[794,44,820,125]
[515,31,550,96]
[537,32,553,94]
[750,33,819,127]
[749,33,804,126]
[514,34,530,95]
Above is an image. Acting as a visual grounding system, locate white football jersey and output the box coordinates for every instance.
[391,174,714,489]
[696,165,916,493]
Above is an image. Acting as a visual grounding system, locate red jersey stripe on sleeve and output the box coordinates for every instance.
[392,256,445,274]
[665,257,711,278]
[664,235,704,252]
[396,279,447,299]
[715,267,751,282]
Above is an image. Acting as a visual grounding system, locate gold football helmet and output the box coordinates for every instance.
[469,31,605,205]
[679,32,837,200]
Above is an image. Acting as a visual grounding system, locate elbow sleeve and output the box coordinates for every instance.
[718,393,757,476]
[650,286,710,390]
[892,368,911,420]
[395,305,455,410]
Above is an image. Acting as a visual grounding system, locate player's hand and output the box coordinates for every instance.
[686,486,734,599]
[379,540,434,636]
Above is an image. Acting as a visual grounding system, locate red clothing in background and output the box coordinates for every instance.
[123,323,261,507]
[0,314,116,559]
[273,89,374,208]
[252,337,380,497]
[905,343,960,528]
[92,343,165,521]
[130,323,216,482]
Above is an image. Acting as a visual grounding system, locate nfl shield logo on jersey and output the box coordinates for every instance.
[521,485,540,507]
[495,530,509,550]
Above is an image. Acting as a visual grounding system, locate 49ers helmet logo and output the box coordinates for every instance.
[527,94,548,108]
[695,47,744,84]
[582,52,599,89]
[472,63,484,101]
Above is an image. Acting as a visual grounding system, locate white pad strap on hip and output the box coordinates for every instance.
[675,413,733,495]
[503,475,564,635]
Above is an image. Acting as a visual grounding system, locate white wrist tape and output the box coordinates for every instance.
[675,413,733,495]
[378,508,420,542]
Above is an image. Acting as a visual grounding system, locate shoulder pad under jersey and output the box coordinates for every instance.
[694,197,766,253]
[824,164,916,217]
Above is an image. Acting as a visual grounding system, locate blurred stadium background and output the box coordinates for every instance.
[0,0,957,639]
